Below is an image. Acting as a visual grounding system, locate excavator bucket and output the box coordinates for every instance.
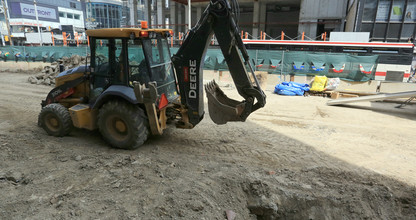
[205,80,246,124]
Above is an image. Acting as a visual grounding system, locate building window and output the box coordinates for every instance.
[390,0,406,22]
[363,0,377,22]
[373,23,387,38]
[401,24,415,39]
[70,2,76,9]
[67,13,74,19]
[358,0,416,42]
[360,23,373,33]
[74,14,80,20]
[387,24,401,39]
[405,0,416,22]
[59,12,65,18]
[89,3,123,29]
[376,0,391,22]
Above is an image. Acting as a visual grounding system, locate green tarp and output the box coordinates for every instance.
[270,59,280,67]
[0,46,379,82]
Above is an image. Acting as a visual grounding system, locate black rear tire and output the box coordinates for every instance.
[97,100,149,150]
[38,103,73,137]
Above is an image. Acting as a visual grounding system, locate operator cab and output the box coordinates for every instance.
[86,28,178,104]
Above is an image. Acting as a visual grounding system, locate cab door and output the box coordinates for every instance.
[142,35,179,103]
[90,38,128,100]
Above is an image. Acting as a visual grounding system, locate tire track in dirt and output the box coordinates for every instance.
[0,76,46,133]
[149,121,336,170]
[0,83,48,99]
[0,73,336,170]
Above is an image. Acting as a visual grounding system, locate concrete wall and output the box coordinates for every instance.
[299,0,347,20]
[298,0,348,38]
[345,0,358,32]
[58,7,85,29]
[233,4,300,39]
[267,10,300,38]
[238,11,254,35]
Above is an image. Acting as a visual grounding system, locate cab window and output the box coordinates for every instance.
[127,39,148,83]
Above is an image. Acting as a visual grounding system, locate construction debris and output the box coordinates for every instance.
[329,91,359,99]
[28,55,89,86]
[327,90,416,106]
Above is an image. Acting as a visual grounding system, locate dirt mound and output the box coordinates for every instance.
[243,168,416,220]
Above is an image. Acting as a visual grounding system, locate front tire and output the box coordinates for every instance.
[97,100,149,150]
[38,103,73,137]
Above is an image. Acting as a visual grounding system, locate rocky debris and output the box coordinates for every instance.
[266,171,276,175]
[74,155,82,161]
[247,196,279,220]
[244,180,279,219]
[0,171,29,184]
[225,210,236,220]
[5,171,23,183]
[49,194,65,208]
[186,201,205,212]
[112,181,121,188]
[28,55,89,86]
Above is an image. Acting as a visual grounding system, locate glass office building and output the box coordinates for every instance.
[352,0,416,42]
[86,0,123,29]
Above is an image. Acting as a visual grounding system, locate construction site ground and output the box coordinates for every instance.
[0,70,416,219]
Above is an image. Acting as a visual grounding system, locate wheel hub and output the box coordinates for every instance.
[115,120,127,133]
[105,115,129,142]
[50,118,58,127]
[45,113,60,132]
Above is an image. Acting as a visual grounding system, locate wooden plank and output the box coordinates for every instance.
[334,89,378,96]
[331,92,340,99]
[339,93,359,98]
[330,92,359,99]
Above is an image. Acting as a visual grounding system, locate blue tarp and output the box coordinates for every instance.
[274,81,310,96]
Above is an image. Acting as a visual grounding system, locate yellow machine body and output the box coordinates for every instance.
[69,104,97,130]
[55,72,90,108]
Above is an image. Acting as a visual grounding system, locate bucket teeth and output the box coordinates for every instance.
[205,80,245,125]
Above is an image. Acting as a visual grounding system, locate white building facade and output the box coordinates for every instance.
[4,0,84,44]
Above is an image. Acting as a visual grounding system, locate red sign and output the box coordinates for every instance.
[183,66,189,82]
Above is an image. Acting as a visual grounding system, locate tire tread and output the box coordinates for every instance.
[38,103,73,137]
[97,100,149,150]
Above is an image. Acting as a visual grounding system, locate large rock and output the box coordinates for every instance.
[28,76,38,84]
[71,55,82,65]
[44,78,51,85]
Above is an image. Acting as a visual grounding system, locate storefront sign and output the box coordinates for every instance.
[8,2,59,22]
[20,3,56,20]
[10,21,43,26]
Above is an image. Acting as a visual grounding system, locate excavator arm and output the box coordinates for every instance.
[172,0,266,127]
